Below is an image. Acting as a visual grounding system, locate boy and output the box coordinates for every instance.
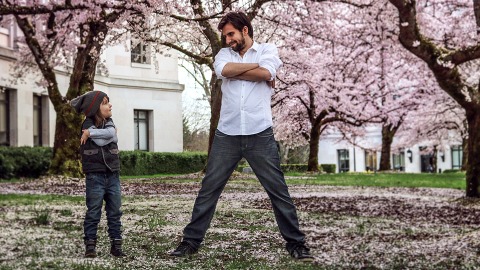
[71,90,125,258]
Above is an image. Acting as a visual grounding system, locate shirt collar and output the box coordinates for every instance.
[251,41,259,51]
[230,41,259,55]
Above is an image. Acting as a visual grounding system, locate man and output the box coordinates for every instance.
[170,11,313,262]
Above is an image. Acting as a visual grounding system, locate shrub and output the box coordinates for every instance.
[119,151,208,176]
[236,163,339,174]
[0,146,52,179]
[0,153,15,179]
[442,169,461,173]
[321,164,336,173]
[281,164,309,172]
[236,164,315,173]
[0,147,208,178]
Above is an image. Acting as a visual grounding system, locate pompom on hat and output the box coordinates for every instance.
[70,90,108,117]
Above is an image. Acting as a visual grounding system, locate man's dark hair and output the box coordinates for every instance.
[217,11,253,39]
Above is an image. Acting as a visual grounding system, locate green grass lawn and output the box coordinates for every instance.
[285,172,466,190]
[120,171,467,190]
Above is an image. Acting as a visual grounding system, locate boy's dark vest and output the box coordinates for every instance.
[80,118,120,173]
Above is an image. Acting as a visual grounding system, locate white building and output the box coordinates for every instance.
[318,126,464,173]
[0,25,184,152]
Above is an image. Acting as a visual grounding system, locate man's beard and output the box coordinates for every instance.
[230,36,246,52]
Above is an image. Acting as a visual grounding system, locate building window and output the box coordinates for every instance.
[131,42,151,64]
[0,27,10,48]
[134,110,149,151]
[419,146,434,173]
[33,95,42,146]
[392,151,405,171]
[365,150,377,172]
[451,145,463,169]
[338,149,349,173]
[0,90,9,146]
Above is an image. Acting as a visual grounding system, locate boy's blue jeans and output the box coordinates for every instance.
[182,127,306,248]
[83,171,122,241]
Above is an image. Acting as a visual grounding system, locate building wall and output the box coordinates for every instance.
[403,145,458,173]
[0,26,184,152]
[318,126,383,173]
[318,127,462,173]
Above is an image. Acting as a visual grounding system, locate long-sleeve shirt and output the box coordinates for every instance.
[83,118,118,146]
[214,41,283,135]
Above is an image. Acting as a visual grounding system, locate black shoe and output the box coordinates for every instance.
[84,239,97,258]
[110,239,126,257]
[287,243,314,262]
[170,241,198,257]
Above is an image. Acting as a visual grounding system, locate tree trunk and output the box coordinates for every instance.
[14,13,110,176]
[307,125,321,172]
[207,75,222,155]
[281,145,289,164]
[462,137,468,171]
[388,0,480,197]
[14,15,84,176]
[465,108,480,197]
[49,103,84,176]
[379,123,396,171]
[49,21,107,176]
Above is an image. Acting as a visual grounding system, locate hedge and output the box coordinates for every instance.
[236,163,336,173]
[442,169,462,173]
[0,146,52,179]
[321,164,336,173]
[0,147,208,179]
[0,146,338,178]
[119,151,208,175]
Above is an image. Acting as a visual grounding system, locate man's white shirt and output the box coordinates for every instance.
[214,41,282,136]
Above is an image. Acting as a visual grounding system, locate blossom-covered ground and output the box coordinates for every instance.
[1,176,479,269]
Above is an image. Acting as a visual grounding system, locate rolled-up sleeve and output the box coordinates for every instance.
[88,127,117,146]
[214,48,230,80]
[258,44,282,81]
[87,119,118,146]
[89,127,116,140]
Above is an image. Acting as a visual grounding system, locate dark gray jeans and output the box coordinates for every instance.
[182,127,305,248]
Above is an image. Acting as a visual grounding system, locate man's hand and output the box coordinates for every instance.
[80,129,90,145]
[267,79,276,89]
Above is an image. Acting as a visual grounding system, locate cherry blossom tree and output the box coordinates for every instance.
[270,0,468,176]
[272,1,402,171]
[386,0,480,197]
[139,0,282,155]
[143,0,371,158]
[374,56,443,171]
[0,1,171,176]
[394,91,466,171]
[349,1,437,171]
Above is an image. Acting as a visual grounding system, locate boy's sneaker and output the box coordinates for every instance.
[287,243,314,262]
[110,239,126,257]
[170,241,198,257]
[84,239,97,258]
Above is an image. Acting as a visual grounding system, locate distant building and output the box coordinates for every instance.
[318,127,463,173]
[0,24,184,152]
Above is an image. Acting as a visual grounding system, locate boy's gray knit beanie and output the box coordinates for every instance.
[70,91,107,117]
